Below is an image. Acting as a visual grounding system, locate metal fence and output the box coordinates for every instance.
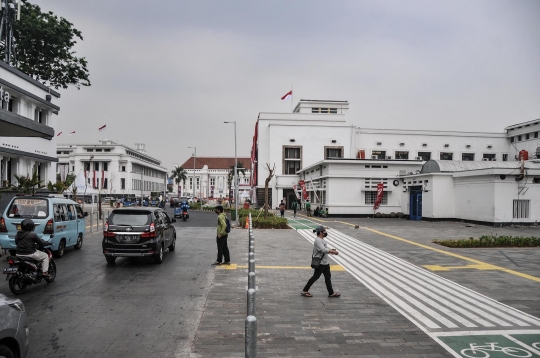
[245,213,257,357]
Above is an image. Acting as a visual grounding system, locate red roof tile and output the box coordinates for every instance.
[179,157,252,170]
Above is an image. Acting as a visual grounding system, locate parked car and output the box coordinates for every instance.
[0,195,88,258]
[102,207,176,264]
[0,293,29,358]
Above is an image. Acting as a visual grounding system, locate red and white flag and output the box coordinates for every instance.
[373,183,384,210]
[99,124,106,132]
[56,132,62,137]
[69,131,76,135]
[281,90,292,100]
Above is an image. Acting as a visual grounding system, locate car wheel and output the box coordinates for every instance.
[0,345,15,358]
[74,234,83,250]
[45,261,57,283]
[106,256,116,264]
[53,240,66,258]
[168,236,176,252]
[8,274,27,295]
[154,244,163,264]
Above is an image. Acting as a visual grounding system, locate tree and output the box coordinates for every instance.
[227,162,246,202]
[4,167,44,194]
[263,164,275,219]
[170,166,187,193]
[2,0,90,89]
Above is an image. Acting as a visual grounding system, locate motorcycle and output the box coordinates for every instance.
[158,201,166,209]
[182,211,189,221]
[3,243,56,295]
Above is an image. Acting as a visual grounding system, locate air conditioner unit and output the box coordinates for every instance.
[415,156,422,160]
[482,158,489,161]
[289,138,295,143]
[376,142,382,146]
[466,144,471,148]
[422,143,428,147]
[399,142,405,146]
[371,155,378,160]
[386,156,392,160]
[444,144,450,148]
[487,145,492,149]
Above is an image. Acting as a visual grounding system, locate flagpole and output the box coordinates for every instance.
[291,85,293,113]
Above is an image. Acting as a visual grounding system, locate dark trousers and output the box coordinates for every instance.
[293,208,297,216]
[216,234,230,263]
[303,264,333,295]
[280,210,284,217]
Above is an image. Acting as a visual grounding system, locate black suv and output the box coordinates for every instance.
[102,208,176,264]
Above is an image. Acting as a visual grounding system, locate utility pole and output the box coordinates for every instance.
[224,121,239,227]
[188,147,196,199]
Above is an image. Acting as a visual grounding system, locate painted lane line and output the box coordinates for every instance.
[296,230,442,330]
[326,229,540,327]
[362,226,540,283]
[327,230,519,328]
[324,232,487,328]
[504,334,540,356]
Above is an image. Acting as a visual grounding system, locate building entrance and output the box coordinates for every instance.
[409,186,422,221]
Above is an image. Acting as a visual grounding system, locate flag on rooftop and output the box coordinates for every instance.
[281,90,292,100]
[99,124,106,131]
[69,131,76,135]
[56,132,62,136]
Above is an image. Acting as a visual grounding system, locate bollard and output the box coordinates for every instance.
[248,259,255,273]
[246,288,256,316]
[250,245,255,254]
[248,252,255,264]
[90,213,93,233]
[245,315,257,358]
[248,271,255,289]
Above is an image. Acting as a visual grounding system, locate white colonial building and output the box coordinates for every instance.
[251,99,540,224]
[0,60,61,189]
[176,157,251,200]
[56,141,167,198]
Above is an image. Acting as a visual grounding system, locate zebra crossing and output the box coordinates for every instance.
[296,228,540,333]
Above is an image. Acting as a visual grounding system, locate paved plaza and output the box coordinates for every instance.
[192,212,540,357]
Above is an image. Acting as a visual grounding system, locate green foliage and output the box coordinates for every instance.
[6,0,90,89]
[239,216,289,229]
[2,168,44,194]
[170,166,187,187]
[433,235,540,248]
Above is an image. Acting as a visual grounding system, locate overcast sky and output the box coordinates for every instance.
[38,0,540,171]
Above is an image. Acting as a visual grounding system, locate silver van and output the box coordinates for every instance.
[0,195,88,258]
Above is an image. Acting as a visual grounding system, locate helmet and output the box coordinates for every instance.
[21,218,35,231]
[183,201,187,205]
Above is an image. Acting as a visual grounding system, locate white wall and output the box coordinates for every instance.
[453,177,495,222]
[493,177,540,223]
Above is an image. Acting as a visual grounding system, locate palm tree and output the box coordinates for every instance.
[170,166,187,193]
[227,162,246,202]
[5,167,45,194]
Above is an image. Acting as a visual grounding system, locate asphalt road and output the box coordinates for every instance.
[0,209,219,358]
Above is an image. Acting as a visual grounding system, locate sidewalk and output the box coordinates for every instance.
[191,224,455,357]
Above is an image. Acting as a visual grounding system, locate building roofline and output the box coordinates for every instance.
[0,77,60,111]
[298,158,424,173]
[504,118,540,130]
[298,99,349,103]
[57,141,164,166]
[358,127,506,137]
[0,60,61,98]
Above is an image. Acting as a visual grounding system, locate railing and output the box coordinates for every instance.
[245,213,257,357]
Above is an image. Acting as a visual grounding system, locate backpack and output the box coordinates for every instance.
[225,217,231,233]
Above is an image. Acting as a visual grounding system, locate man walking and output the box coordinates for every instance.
[212,205,230,266]
[305,198,311,217]
[291,199,298,217]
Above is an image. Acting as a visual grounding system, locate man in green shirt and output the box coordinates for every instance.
[212,205,230,266]
[292,199,298,217]
[305,199,311,217]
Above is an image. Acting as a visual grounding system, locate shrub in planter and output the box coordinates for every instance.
[239,216,288,229]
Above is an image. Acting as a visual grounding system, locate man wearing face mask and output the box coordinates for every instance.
[301,226,340,297]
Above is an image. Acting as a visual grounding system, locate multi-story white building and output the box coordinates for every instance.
[251,99,539,224]
[0,60,60,189]
[176,157,251,200]
[56,141,167,198]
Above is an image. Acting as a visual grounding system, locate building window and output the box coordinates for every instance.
[525,133,530,140]
[196,178,200,189]
[85,162,90,171]
[517,135,522,141]
[103,162,108,171]
[365,191,388,205]
[210,178,215,186]
[87,149,94,152]
[95,149,103,152]
[189,178,193,189]
[94,162,99,171]
[513,200,530,219]
[121,178,126,190]
[121,166,126,172]
[105,149,111,152]
[510,137,515,143]
[462,153,475,161]
[534,132,539,139]
[103,178,108,189]
[418,152,431,161]
[371,150,386,159]
[312,108,338,114]
[440,152,453,160]
[324,146,343,159]
[283,146,302,175]
[483,154,496,161]
[395,151,409,159]
[502,154,508,161]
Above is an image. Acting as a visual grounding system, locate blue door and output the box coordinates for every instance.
[410,192,422,221]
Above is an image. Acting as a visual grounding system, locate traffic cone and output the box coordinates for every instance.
[245,217,250,229]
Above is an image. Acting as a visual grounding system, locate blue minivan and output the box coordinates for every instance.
[0,195,88,258]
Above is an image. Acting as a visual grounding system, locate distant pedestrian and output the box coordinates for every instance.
[212,205,230,266]
[301,226,340,298]
[314,206,320,217]
[279,200,285,218]
[305,199,311,217]
[291,200,298,217]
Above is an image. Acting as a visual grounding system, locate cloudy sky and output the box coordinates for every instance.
[36,0,540,171]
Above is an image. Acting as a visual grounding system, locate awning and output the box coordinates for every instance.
[0,110,54,140]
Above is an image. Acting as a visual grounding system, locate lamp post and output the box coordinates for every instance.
[188,147,196,199]
[224,121,238,227]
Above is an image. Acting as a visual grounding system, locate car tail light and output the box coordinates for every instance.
[43,219,54,234]
[103,221,116,237]
[8,259,14,265]
[0,217,7,233]
[141,223,156,238]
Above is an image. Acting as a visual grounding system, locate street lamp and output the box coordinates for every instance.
[224,121,238,227]
[188,147,196,199]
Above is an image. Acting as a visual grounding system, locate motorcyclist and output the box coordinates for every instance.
[15,219,50,276]
[180,201,190,216]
